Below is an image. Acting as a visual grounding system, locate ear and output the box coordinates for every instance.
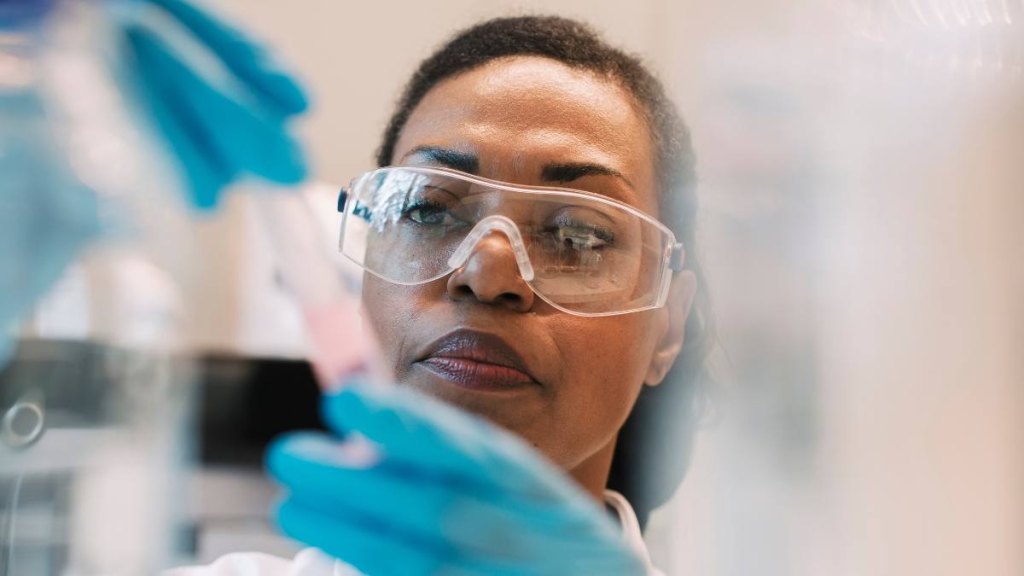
[644,270,697,387]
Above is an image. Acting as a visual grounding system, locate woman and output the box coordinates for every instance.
[171,15,712,576]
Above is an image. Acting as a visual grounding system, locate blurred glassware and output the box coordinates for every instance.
[0,0,102,365]
[1,1,201,574]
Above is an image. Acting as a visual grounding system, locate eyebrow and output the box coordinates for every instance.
[541,163,634,190]
[401,145,634,190]
[402,146,479,173]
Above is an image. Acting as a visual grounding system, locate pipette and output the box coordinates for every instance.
[252,188,384,390]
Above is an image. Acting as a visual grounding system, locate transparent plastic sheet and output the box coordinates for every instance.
[642,2,1024,575]
[3,0,1015,573]
[199,2,1023,573]
[148,1,1019,574]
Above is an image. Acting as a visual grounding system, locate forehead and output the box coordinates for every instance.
[393,56,658,213]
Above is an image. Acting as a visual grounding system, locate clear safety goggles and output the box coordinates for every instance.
[336,166,685,317]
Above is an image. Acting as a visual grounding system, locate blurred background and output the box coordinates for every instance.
[5,0,1021,574]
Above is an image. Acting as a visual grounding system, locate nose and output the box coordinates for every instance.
[446,223,536,313]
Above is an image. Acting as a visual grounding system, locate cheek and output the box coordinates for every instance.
[547,315,660,445]
[557,315,658,385]
[361,277,433,374]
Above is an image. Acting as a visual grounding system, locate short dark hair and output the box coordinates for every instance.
[376,15,715,528]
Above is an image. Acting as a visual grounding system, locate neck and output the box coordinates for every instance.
[568,435,618,502]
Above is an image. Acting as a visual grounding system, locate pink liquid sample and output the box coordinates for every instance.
[302,298,378,391]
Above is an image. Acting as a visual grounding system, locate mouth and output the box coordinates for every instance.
[414,329,540,392]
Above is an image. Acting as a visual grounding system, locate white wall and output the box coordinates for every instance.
[218,0,676,184]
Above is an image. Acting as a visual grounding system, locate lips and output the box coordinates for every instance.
[415,329,539,391]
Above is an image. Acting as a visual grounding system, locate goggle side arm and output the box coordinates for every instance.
[669,243,686,272]
[337,188,372,222]
[337,188,348,212]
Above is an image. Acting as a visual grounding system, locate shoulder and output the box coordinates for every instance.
[161,548,361,576]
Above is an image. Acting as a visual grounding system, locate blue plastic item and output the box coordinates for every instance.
[0,0,55,28]
[268,379,647,575]
[117,0,310,210]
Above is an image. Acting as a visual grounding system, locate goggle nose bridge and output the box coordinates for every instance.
[446,215,536,282]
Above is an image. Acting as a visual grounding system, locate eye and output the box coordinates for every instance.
[553,223,614,250]
[403,200,460,227]
[543,207,619,251]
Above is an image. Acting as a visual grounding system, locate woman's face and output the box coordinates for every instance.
[363,56,693,484]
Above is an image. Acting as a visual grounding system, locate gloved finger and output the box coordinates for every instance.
[275,497,538,576]
[440,495,631,563]
[267,431,458,539]
[266,434,642,574]
[267,432,616,562]
[145,0,309,116]
[440,496,650,576]
[321,382,561,498]
[120,25,235,209]
[279,491,638,576]
[123,24,307,185]
[275,498,445,576]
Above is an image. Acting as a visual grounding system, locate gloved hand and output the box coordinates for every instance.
[267,379,648,576]
[115,0,309,210]
[0,93,102,364]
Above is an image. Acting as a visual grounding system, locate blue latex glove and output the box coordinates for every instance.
[115,0,309,210]
[267,380,648,576]
[0,89,102,365]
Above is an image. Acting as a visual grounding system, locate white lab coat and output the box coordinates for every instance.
[164,490,664,576]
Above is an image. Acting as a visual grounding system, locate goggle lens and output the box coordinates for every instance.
[339,167,682,316]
